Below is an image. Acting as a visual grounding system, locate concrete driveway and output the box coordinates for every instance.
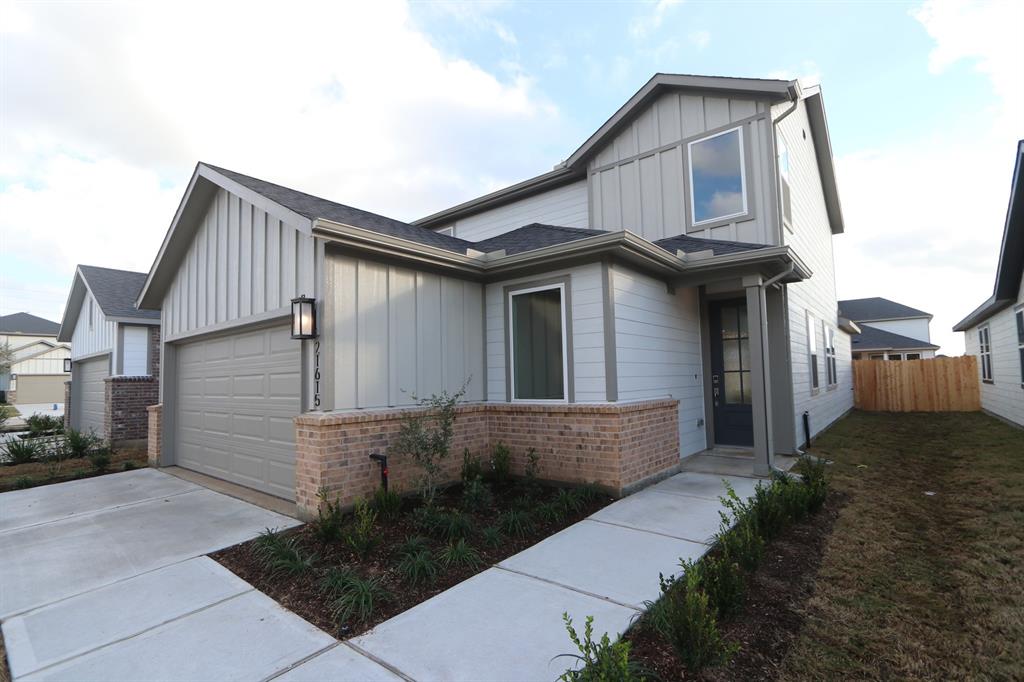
[0,469,394,681]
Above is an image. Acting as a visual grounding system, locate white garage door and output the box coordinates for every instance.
[75,356,108,436]
[175,324,301,500]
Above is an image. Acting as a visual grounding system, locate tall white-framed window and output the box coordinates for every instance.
[778,136,793,229]
[1015,306,1023,388]
[823,323,837,387]
[978,324,993,383]
[508,283,568,402]
[807,312,819,393]
[688,126,748,226]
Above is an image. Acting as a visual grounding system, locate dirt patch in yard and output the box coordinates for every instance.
[0,447,148,492]
[213,479,613,638]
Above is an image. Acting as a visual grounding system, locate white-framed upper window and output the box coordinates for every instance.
[88,298,94,331]
[979,324,993,383]
[435,226,455,237]
[1015,307,1023,388]
[888,354,903,361]
[823,323,837,387]
[778,136,793,228]
[906,353,921,361]
[868,354,885,360]
[508,283,568,402]
[807,312,819,392]
[688,126,748,226]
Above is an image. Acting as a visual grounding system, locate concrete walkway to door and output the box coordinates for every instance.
[0,469,393,681]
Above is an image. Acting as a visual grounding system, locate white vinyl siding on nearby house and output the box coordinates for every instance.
[325,253,485,409]
[778,100,853,443]
[121,326,149,376]
[70,291,115,360]
[1017,307,1024,387]
[612,265,706,457]
[486,263,605,403]
[965,272,1024,427]
[856,317,932,344]
[588,90,777,246]
[439,180,589,242]
[11,346,69,375]
[161,187,315,340]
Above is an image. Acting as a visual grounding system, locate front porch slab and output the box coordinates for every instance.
[649,470,761,502]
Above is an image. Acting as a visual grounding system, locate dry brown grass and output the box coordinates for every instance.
[779,411,1024,680]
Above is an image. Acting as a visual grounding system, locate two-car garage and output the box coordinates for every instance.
[173,324,301,501]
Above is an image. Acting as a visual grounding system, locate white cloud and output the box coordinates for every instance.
[766,60,822,88]
[833,0,1023,356]
[0,0,563,320]
[628,0,684,39]
[688,30,711,50]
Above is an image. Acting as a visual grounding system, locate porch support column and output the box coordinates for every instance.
[743,275,774,476]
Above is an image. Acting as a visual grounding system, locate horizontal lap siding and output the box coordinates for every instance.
[589,91,776,247]
[860,318,932,344]
[780,101,853,441]
[443,180,589,241]
[486,263,605,402]
[327,254,484,409]
[965,272,1024,426]
[612,265,706,456]
[162,188,314,339]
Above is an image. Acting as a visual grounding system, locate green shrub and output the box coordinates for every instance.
[432,509,472,542]
[536,501,566,524]
[396,534,431,559]
[4,438,39,465]
[27,414,62,435]
[64,429,98,459]
[489,441,512,487]
[313,488,345,543]
[522,448,541,496]
[716,516,764,572]
[371,486,403,521]
[388,384,467,505]
[687,554,745,618]
[88,448,112,473]
[321,569,390,624]
[345,498,378,558]
[555,488,585,515]
[439,538,482,570]
[253,529,317,577]
[646,571,736,672]
[397,549,439,587]
[461,448,484,483]
[558,613,641,682]
[481,526,503,548]
[13,475,34,490]
[498,509,534,538]
[797,455,829,512]
[461,475,494,513]
[576,482,604,504]
[122,461,137,471]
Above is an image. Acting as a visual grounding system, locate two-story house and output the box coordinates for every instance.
[57,265,162,443]
[840,297,940,360]
[136,74,854,516]
[0,312,70,405]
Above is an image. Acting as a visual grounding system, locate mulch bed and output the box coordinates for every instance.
[213,479,613,638]
[624,491,845,680]
[0,447,149,493]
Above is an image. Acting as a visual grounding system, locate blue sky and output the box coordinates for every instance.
[0,0,1021,355]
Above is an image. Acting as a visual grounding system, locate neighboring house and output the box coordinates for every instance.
[138,73,854,515]
[839,297,940,360]
[57,266,162,442]
[954,140,1024,428]
[0,312,71,404]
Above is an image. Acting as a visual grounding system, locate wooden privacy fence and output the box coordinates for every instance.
[853,356,981,412]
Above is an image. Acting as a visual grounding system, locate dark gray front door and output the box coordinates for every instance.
[709,300,753,447]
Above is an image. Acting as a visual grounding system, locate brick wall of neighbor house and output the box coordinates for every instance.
[6,389,15,403]
[104,376,159,443]
[147,404,162,466]
[64,381,72,432]
[293,398,679,518]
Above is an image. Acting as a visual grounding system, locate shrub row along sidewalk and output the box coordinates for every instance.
[560,459,829,680]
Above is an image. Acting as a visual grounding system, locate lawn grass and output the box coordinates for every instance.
[780,411,1024,680]
[0,446,147,492]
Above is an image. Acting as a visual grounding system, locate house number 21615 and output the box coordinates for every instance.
[313,340,321,409]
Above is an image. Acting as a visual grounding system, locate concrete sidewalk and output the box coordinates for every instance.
[324,470,760,681]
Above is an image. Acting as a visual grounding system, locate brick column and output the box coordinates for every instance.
[105,376,159,443]
[147,404,162,466]
[64,380,72,432]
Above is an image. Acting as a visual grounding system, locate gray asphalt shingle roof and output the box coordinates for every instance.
[839,297,930,321]
[851,325,938,352]
[0,312,60,335]
[79,266,160,321]
[205,164,769,263]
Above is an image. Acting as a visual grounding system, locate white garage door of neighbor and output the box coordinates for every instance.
[76,356,108,435]
[175,324,301,500]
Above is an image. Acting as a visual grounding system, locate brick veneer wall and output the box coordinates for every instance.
[147,403,162,466]
[105,376,159,443]
[63,381,72,432]
[293,399,679,518]
[148,326,161,379]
